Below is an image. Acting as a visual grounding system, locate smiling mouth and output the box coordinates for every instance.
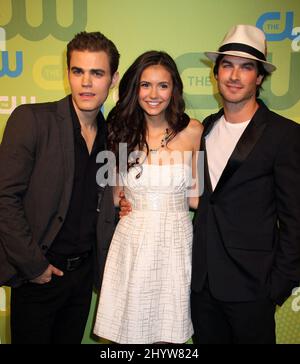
[226,84,243,90]
[146,101,161,106]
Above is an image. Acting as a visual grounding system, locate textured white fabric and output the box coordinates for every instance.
[94,163,193,344]
[205,116,250,190]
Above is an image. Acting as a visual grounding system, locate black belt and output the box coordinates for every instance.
[46,251,91,272]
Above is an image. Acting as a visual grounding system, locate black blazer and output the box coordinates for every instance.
[0,96,115,289]
[192,100,300,305]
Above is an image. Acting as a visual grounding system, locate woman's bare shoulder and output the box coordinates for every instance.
[186,118,203,136]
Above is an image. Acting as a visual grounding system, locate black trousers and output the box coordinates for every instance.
[191,283,276,344]
[10,255,93,344]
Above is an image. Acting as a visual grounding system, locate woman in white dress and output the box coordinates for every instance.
[94,51,203,343]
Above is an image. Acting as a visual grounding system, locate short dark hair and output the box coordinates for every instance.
[213,55,271,97]
[67,31,120,76]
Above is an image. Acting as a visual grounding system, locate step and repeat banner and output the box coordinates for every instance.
[0,0,300,344]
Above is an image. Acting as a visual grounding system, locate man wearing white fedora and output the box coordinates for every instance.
[191,24,300,344]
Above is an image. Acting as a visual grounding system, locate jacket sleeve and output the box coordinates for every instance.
[270,121,300,305]
[0,105,49,284]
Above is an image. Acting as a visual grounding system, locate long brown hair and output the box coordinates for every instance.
[107,50,189,167]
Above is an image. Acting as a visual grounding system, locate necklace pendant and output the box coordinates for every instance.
[148,128,170,154]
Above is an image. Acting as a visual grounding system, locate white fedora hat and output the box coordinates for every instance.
[205,24,276,73]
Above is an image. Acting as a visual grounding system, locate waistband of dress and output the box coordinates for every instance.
[125,190,188,212]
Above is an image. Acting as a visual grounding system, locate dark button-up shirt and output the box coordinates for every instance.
[49,96,106,256]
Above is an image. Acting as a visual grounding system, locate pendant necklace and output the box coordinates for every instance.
[149,128,172,153]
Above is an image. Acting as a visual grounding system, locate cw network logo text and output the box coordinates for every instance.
[256,11,300,51]
[0,0,87,41]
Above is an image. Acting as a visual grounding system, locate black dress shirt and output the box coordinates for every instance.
[48,97,106,256]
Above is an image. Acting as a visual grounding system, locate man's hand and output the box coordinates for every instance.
[119,190,132,218]
[30,264,64,284]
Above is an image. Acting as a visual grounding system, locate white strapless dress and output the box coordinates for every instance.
[94,164,193,343]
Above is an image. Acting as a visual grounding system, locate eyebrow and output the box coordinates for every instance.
[140,80,170,83]
[221,59,256,67]
[71,66,106,74]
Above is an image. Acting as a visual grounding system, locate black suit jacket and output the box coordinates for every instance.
[192,100,300,305]
[0,96,115,289]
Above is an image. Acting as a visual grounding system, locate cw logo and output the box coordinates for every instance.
[291,28,300,52]
[0,51,23,78]
[33,55,67,90]
[263,52,300,109]
[0,96,36,115]
[2,0,87,41]
[256,12,297,41]
[0,27,23,78]
[176,52,300,110]
[176,53,219,111]
[291,287,300,312]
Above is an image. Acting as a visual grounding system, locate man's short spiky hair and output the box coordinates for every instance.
[67,31,120,76]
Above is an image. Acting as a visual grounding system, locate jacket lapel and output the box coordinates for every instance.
[212,100,269,197]
[56,96,75,208]
[201,109,224,194]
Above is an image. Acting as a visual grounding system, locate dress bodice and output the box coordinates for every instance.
[121,164,192,212]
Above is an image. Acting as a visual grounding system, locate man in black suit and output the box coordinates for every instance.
[191,24,300,344]
[0,31,119,343]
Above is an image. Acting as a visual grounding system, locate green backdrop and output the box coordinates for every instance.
[0,0,299,344]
